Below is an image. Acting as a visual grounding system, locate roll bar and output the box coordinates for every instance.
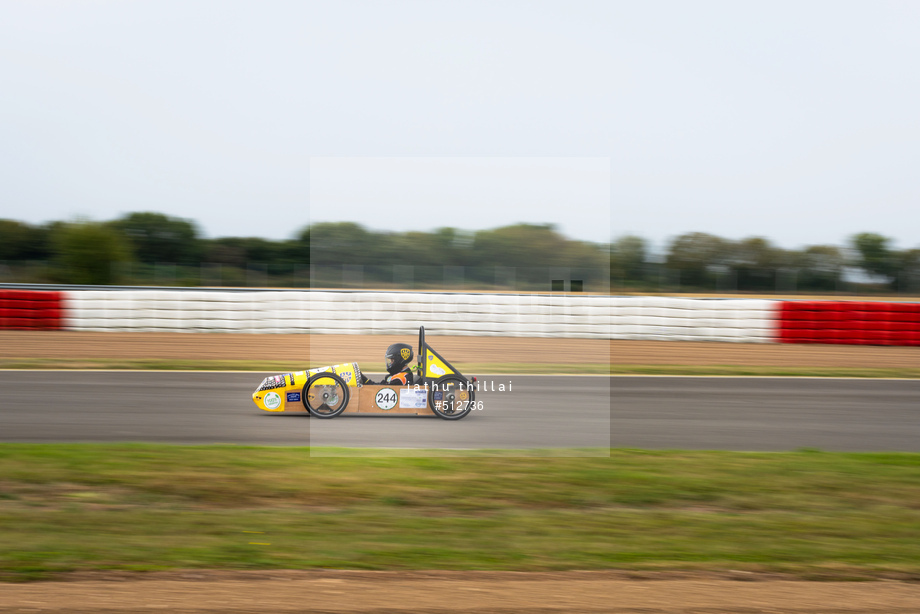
[417,326,425,380]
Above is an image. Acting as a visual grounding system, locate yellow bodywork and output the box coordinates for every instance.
[252,363,360,412]
[424,349,455,379]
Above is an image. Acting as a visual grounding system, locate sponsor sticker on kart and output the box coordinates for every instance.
[286,392,301,403]
[399,388,428,409]
[259,374,287,391]
[263,391,282,410]
[375,388,398,410]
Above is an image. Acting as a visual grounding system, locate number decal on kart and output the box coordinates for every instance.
[375,388,398,410]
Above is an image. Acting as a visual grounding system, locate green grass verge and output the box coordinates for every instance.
[2,358,919,378]
[1,444,919,580]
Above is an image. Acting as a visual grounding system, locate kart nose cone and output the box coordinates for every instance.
[253,377,274,410]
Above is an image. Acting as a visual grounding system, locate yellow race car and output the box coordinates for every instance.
[252,327,477,419]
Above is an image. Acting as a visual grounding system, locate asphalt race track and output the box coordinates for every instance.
[1,372,918,451]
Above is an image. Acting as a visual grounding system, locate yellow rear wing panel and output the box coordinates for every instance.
[419,326,464,380]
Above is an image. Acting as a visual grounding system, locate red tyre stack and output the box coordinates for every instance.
[0,290,9,329]
[0,290,64,330]
[890,302,919,347]
[777,299,920,347]
[778,301,808,343]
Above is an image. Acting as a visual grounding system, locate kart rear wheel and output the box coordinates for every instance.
[303,372,350,418]
[428,375,474,420]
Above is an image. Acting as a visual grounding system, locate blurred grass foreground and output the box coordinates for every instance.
[1,445,919,581]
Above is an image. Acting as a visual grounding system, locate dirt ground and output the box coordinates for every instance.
[1,571,919,612]
[1,331,919,368]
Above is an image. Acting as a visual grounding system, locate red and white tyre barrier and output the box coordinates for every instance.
[1,289,918,345]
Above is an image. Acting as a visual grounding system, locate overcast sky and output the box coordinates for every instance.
[1,1,918,250]
[309,158,610,242]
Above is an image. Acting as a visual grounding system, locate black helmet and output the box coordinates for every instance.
[385,342,413,374]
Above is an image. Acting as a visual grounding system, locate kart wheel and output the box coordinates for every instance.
[303,372,350,418]
[428,375,474,420]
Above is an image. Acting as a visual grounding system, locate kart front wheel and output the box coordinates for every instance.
[428,375,474,420]
[303,372,350,418]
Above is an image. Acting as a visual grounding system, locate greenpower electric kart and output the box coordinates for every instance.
[252,327,477,420]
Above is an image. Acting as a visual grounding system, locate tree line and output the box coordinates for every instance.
[0,212,917,293]
[612,232,919,293]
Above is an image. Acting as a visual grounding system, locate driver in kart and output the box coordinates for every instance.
[361,342,415,386]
